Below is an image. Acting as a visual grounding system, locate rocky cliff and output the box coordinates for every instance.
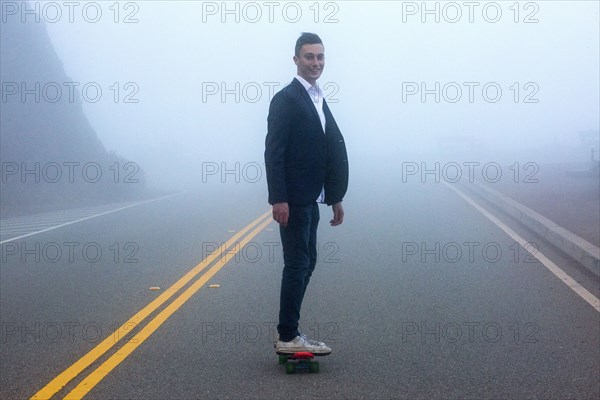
[1,10,145,215]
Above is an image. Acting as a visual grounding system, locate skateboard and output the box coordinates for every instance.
[277,351,322,374]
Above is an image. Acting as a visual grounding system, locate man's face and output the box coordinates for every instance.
[294,43,325,86]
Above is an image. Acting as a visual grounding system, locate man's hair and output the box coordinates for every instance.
[295,32,323,57]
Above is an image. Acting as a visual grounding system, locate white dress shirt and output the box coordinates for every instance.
[295,75,326,203]
[295,75,326,133]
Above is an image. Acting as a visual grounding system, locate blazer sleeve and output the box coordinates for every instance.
[264,92,290,204]
[323,102,349,206]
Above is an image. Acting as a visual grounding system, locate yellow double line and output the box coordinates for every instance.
[32,211,273,399]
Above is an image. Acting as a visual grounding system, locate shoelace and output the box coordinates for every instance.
[299,332,324,346]
[274,333,325,347]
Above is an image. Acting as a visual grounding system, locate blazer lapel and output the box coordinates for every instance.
[292,78,324,133]
[323,98,335,135]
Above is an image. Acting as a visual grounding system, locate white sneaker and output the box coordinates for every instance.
[299,332,325,346]
[276,335,332,355]
[274,332,324,347]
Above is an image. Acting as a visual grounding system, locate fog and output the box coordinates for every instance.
[24,1,600,191]
[2,4,600,397]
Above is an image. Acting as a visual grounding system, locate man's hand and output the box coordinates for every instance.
[330,202,344,226]
[272,202,289,227]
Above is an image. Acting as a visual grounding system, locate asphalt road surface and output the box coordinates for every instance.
[1,175,599,399]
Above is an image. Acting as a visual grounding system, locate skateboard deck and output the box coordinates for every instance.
[277,351,326,374]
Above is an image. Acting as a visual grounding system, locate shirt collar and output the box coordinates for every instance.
[295,74,322,96]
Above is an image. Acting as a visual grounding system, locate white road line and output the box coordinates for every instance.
[1,217,104,228]
[0,192,183,244]
[1,210,123,226]
[2,228,59,234]
[0,205,134,225]
[445,183,600,313]
[2,226,79,234]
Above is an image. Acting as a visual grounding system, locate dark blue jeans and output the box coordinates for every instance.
[277,202,319,341]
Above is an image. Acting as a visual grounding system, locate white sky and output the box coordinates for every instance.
[25,0,600,188]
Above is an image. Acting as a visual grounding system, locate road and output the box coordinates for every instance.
[1,175,599,399]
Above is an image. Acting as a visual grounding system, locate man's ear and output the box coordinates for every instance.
[293,55,298,65]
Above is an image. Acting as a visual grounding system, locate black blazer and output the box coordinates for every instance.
[265,78,349,206]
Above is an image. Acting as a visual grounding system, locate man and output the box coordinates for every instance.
[265,32,349,355]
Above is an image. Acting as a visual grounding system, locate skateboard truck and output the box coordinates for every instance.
[278,351,319,374]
